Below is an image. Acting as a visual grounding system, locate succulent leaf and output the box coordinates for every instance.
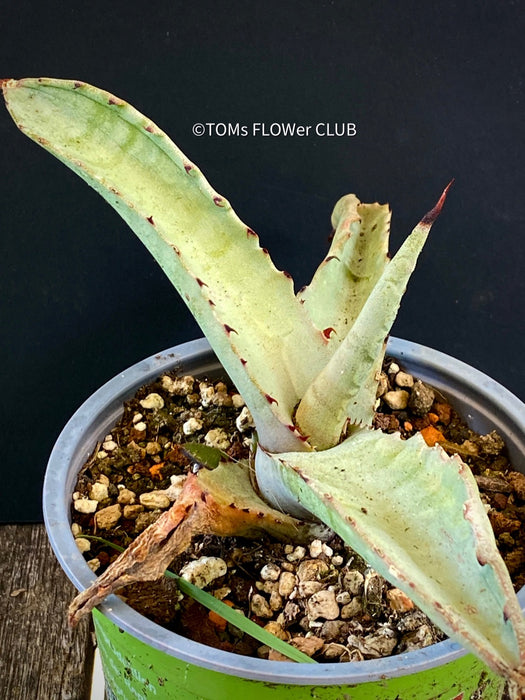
[298,195,391,345]
[295,186,451,449]
[2,77,323,453]
[267,430,525,685]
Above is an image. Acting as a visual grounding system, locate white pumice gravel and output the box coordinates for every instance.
[179,556,227,588]
[204,428,231,450]
[182,417,204,435]
[139,393,165,410]
[73,497,98,514]
[236,406,254,432]
[90,482,109,502]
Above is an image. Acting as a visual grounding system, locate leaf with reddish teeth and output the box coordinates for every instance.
[68,461,324,625]
[1,78,324,454]
[267,429,525,687]
[298,194,391,345]
[295,187,450,449]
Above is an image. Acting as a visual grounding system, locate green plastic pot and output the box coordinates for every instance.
[44,337,525,699]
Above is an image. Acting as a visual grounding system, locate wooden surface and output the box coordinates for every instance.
[0,524,95,699]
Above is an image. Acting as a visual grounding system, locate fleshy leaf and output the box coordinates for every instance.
[2,77,323,453]
[295,185,451,449]
[267,430,525,686]
[298,195,391,346]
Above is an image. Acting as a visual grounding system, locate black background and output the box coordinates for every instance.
[1,1,524,522]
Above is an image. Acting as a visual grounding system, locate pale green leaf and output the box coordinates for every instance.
[2,77,322,453]
[295,195,446,449]
[268,430,525,684]
[298,195,390,345]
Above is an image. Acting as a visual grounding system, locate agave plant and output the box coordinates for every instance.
[3,77,525,692]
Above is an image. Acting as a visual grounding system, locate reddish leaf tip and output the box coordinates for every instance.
[420,180,454,226]
[265,393,278,405]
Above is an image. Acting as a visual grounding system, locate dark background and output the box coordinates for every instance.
[1,1,524,522]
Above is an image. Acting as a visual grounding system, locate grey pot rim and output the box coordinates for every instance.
[43,336,525,686]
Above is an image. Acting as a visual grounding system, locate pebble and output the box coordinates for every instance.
[260,563,281,581]
[139,492,171,509]
[309,539,323,558]
[322,543,333,557]
[286,546,306,563]
[297,559,329,581]
[71,523,82,537]
[204,428,231,450]
[382,390,409,410]
[117,487,136,505]
[87,558,101,572]
[290,635,324,657]
[250,593,273,619]
[320,620,347,641]
[307,589,340,620]
[232,393,245,408]
[73,497,98,514]
[299,581,325,597]
[408,380,435,416]
[132,412,143,424]
[340,598,363,619]
[336,591,351,605]
[180,556,227,588]
[278,571,297,597]
[269,590,283,611]
[395,371,414,388]
[123,505,144,519]
[236,406,255,432]
[342,570,364,595]
[263,621,290,640]
[183,417,203,435]
[387,362,400,375]
[90,482,109,502]
[212,387,233,407]
[139,393,165,410]
[146,441,162,455]
[199,382,215,407]
[95,504,122,529]
[161,375,194,395]
[363,627,398,656]
[323,642,349,660]
[102,439,118,451]
[75,537,91,553]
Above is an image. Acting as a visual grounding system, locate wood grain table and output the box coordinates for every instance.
[0,524,96,699]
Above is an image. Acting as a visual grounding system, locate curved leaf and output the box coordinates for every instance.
[295,185,451,449]
[2,77,321,452]
[270,430,525,686]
